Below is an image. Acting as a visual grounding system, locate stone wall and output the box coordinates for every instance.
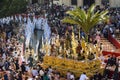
[110,0,120,7]
[56,0,71,6]
[77,0,83,6]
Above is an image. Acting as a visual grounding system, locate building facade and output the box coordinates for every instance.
[28,0,120,7]
[109,0,120,7]
[27,0,47,4]
[56,0,120,7]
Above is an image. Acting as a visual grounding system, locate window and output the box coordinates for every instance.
[71,0,77,5]
[102,0,109,5]
[32,0,38,4]
[83,0,95,6]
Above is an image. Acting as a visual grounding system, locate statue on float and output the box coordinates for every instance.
[25,14,51,60]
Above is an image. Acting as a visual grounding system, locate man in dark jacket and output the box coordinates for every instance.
[4,71,8,80]
[21,62,26,73]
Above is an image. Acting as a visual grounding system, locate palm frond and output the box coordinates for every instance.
[62,4,109,34]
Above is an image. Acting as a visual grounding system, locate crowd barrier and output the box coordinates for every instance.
[102,34,120,57]
[102,51,120,57]
[108,34,120,49]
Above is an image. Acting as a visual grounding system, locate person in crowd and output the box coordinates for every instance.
[31,67,39,78]
[21,62,26,73]
[43,72,49,80]
[16,71,22,80]
[4,60,10,70]
[25,63,30,72]
[3,71,9,80]
[113,63,119,80]
[118,58,120,72]
[15,58,19,70]
[79,72,88,80]
[106,55,112,66]
[111,55,117,66]
[48,66,53,75]
[66,71,71,80]
[93,72,102,80]
[27,54,33,67]
[39,67,44,80]
[70,72,75,80]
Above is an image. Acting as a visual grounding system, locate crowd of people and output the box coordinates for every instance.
[0,2,120,80]
[102,54,120,80]
[0,3,88,80]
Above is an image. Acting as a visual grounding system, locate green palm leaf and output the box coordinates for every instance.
[62,4,109,34]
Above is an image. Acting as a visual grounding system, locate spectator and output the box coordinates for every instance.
[70,72,75,80]
[79,72,88,80]
[28,54,33,67]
